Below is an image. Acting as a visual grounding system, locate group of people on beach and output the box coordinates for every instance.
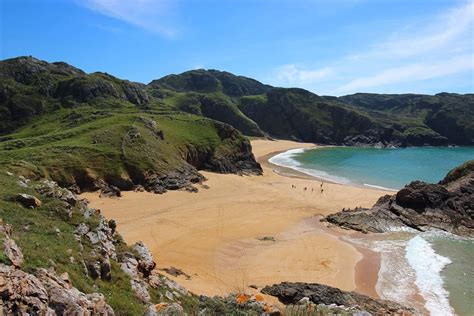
[291,182,325,194]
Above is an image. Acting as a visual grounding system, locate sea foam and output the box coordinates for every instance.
[405,235,454,316]
[269,148,351,184]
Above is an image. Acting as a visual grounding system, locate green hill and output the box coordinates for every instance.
[147,69,473,147]
[0,56,262,195]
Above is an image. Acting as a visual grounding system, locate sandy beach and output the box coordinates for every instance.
[82,139,390,299]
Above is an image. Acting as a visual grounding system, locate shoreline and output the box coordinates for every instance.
[81,139,391,304]
[264,145,398,192]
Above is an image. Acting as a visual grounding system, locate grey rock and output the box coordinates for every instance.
[133,241,156,277]
[131,278,151,303]
[325,168,474,237]
[75,223,89,236]
[261,282,414,315]
[3,238,24,267]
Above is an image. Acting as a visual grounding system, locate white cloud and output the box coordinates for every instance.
[336,54,474,93]
[79,0,177,37]
[270,0,474,95]
[357,0,474,59]
[274,64,334,86]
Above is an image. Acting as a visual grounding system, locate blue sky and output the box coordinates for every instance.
[1,0,473,95]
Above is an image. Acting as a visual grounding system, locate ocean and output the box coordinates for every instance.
[269,146,474,315]
[269,146,474,190]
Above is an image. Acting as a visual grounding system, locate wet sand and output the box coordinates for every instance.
[82,139,390,299]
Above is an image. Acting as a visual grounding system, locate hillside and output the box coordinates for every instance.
[148,69,473,147]
[0,57,262,196]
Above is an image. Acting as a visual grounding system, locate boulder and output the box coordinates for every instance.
[130,279,151,303]
[37,180,80,206]
[15,193,42,208]
[3,238,24,267]
[133,241,156,277]
[36,268,115,315]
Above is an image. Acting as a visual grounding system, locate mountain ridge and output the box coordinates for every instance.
[2,55,473,147]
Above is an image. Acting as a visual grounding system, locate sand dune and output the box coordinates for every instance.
[82,139,389,297]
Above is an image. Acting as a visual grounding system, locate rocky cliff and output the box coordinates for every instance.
[324,160,474,237]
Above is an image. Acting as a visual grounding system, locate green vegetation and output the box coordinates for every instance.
[0,171,146,314]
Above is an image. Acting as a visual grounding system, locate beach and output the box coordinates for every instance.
[82,139,390,300]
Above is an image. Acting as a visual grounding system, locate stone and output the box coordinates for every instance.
[15,193,42,208]
[0,264,50,314]
[133,241,156,277]
[165,290,174,301]
[36,268,115,315]
[74,223,89,236]
[119,252,139,278]
[262,282,414,315]
[37,180,80,206]
[131,278,151,303]
[86,231,100,244]
[3,238,24,267]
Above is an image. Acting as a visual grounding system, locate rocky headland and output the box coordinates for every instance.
[324,160,474,237]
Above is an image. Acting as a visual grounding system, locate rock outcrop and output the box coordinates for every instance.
[15,193,42,208]
[0,264,114,315]
[325,161,474,237]
[261,282,414,315]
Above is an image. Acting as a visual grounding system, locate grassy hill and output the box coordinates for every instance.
[0,56,262,194]
[147,69,473,147]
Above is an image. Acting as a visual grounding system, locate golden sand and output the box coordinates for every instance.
[82,139,389,297]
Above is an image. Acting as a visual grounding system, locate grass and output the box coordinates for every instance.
[0,170,146,314]
[0,105,249,189]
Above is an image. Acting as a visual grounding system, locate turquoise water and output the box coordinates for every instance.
[270,146,474,314]
[279,146,474,190]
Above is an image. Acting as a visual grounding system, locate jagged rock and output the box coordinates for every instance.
[325,163,474,237]
[145,166,204,194]
[133,241,156,277]
[86,231,100,244]
[0,264,50,314]
[0,223,24,267]
[119,252,139,278]
[3,238,24,267]
[99,184,122,198]
[74,223,90,236]
[261,282,414,315]
[148,272,162,289]
[37,180,80,206]
[165,290,174,300]
[15,193,42,208]
[36,268,115,315]
[163,278,188,295]
[131,278,151,303]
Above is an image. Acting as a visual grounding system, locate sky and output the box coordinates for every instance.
[1,0,473,96]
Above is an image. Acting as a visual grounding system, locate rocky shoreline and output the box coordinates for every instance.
[324,160,474,237]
